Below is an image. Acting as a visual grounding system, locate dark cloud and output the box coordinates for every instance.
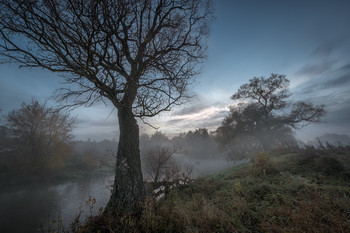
[293,88,350,132]
[294,40,350,94]
[311,42,336,58]
[297,74,350,95]
[166,118,184,125]
[173,102,209,116]
[296,38,350,77]
[296,60,336,76]
[310,38,347,58]
[339,63,350,71]
[311,37,349,58]
[326,102,350,128]
[324,75,350,87]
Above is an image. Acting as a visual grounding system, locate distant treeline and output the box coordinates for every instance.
[0,75,332,178]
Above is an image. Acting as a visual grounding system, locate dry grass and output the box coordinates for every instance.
[68,146,350,233]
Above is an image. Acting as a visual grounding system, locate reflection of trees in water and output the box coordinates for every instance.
[0,185,58,233]
[0,177,111,233]
[54,177,111,228]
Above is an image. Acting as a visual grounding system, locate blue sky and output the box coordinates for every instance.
[1,0,350,141]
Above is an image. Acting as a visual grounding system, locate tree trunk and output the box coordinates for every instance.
[105,107,145,214]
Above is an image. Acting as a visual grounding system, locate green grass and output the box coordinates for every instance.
[79,152,350,233]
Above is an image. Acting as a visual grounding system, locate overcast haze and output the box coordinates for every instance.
[1,0,350,141]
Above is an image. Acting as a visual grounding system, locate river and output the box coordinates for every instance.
[0,155,242,233]
[0,175,113,233]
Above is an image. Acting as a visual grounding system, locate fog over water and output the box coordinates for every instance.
[0,176,111,233]
[0,136,248,233]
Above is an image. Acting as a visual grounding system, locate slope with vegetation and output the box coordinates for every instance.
[69,143,350,233]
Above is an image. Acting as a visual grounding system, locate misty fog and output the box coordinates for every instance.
[0,0,349,231]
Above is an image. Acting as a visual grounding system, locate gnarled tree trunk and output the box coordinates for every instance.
[105,107,145,213]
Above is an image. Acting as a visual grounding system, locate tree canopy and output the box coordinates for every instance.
[0,0,213,116]
[2,100,75,174]
[216,74,326,152]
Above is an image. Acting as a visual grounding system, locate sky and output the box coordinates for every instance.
[0,0,350,141]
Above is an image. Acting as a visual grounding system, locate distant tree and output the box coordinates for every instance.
[143,146,174,186]
[216,74,325,153]
[187,128,211,141]
[0,0,213,212]
[0,109,12,170]
[150,131,170,145]
[140,133,150,144]
[173,128,219,158]
[4,100,75,174]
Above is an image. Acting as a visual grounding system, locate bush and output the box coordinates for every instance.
[316,157,344,176]
[252,151,270,167]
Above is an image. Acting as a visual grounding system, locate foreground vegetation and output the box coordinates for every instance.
[65,146,350,233]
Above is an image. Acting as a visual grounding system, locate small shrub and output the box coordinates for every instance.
[252,151,270,168]
[316,157,344,176]
[251,151,273,176]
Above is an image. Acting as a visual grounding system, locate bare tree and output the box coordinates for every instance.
[0,0,213,212]
[142,146,193,198]
[143,146,174,185]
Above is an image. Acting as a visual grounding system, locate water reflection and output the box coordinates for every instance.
[0,175,112,233]
[0,155,240,232]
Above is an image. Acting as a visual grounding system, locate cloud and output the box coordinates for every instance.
[173,102,210,116]
[323,75,350,87]
[166,118,185,125]
[292,37,350,97]
[295,60,336,76]
[311,41,337,58]
[328,107,350,126]
[294,63,350,97]
[311,37,348,58]
[171,109,227,128]
[160,106,228,135]
[339,63,350,71]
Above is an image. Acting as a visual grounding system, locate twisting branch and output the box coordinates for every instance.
[0,0,213,117]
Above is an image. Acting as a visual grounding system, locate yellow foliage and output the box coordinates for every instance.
[252,151,270,168]
[234,181,242,193]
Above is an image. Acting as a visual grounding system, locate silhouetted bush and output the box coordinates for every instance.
[316,157,344,176]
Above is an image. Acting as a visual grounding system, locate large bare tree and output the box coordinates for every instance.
[0,0,213,212]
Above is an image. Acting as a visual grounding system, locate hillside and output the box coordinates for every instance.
[76,150,350,233]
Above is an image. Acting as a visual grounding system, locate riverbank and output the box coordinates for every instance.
[81,151,350,232]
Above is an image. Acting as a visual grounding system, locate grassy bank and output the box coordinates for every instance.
[81,151,350,233]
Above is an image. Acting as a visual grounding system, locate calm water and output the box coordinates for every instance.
[0,175,113,233]
[0,155,240,233]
